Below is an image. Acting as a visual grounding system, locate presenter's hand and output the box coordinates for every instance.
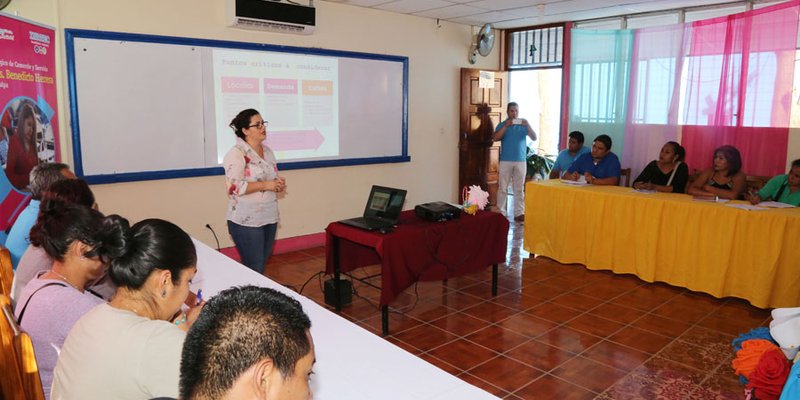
[749,194,762,205]
[521,118,530,127]
[584,172,593,184]
[563,171,578,181]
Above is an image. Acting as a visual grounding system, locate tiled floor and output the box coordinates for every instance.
[261,219,769,399]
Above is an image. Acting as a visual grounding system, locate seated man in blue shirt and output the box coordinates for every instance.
[549,130,590,179]
[564,134,621,186]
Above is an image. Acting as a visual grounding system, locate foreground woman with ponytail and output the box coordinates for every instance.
[51,219,203,400]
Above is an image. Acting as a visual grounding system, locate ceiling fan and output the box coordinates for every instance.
[469,23,495,64]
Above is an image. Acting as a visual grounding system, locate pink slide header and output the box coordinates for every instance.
[264,79,298,94]
[221,77,259,93]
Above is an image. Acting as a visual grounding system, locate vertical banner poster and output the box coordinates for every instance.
[0,13,58,191]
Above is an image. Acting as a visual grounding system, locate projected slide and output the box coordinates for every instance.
[212,49,339,163]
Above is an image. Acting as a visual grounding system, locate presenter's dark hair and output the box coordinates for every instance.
[714,145,742,176]
[229,108,261,140]
[666,141,686,162]
[507,102,518,111]
[791,159,800,169]
[29,199,128,262]
[179,285,312,400]
[41,179,95,209]
[29,162,71,200]
[107,219,197,289]
[568,131,585,144]
[594,134,613,151]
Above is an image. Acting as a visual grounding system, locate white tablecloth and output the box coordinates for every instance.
[192,239,498,400]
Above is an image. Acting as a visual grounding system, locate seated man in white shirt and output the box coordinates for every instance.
[179,286,316,400]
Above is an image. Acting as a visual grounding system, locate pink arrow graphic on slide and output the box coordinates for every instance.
[266,129,325,151]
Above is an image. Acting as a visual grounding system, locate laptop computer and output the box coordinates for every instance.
[338,185,407,231]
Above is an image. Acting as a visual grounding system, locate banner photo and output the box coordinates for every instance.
[0,13,58,191]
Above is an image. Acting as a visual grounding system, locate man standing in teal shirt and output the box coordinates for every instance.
[493,102,537,222]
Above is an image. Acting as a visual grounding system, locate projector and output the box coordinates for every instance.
[415,201,461,222]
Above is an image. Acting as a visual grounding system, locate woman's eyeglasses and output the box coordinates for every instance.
[248,121,268,129]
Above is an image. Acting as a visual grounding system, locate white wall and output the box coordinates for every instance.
[3,0,500,248]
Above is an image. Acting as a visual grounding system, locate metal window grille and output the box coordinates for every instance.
[509,26,563,69]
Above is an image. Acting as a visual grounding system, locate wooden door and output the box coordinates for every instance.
[459,68,508,207]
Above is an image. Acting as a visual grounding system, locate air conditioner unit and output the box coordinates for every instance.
[227,0,315,35]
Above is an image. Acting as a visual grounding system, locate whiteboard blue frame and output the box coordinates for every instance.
[65,29,410,184]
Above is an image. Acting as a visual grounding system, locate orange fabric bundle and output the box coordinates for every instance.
[732,339,780,378]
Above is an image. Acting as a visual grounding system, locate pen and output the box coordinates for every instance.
[196,289,203,305]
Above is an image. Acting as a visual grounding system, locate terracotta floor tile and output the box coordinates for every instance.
[462,301,519,323]
[536,326,603,354]
[359,312,423,336]
[582,340,652,372]
[466,356,543,393]
[391,323,458,352]
[590,302,647,325]
[650,300,714,325]
[697,313,770,336]
[631,313,692,338]
[384,336,422,355]
[505,339,577,371]
[526,301,582,324]
[426,338,498,371]
[565,314,626,338]
[608,326,675,355]
[399,300,454,322]
[571,283,628,301]
[458,282,498,299]
[338,298,381,321]
[550,292,607,312]
[429,311,490,337]
[491,291,545,311]
[457,373,509,398]
[427,291,485,311]
[418,353,462,375]
[599,372,673,400]
[632,356,706,385]
[464,325,530,353]
[656,340,728,372]
[677,326,734,356]
[514,375,596,400]
[551,356,629,393]
[611,290,672,311]
[699,372,745,399]
[520,282,568,301]
[497,312,558,337]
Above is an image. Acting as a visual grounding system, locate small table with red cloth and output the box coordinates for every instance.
[325,209,509,335]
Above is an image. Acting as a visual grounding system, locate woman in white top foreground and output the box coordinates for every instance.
[51,219,203,400]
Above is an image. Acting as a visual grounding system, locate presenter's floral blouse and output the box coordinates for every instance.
[223,137,280,227]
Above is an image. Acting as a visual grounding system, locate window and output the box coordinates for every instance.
[508,26,563,69]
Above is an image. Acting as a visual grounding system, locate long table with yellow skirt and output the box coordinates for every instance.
[523,180,800,309]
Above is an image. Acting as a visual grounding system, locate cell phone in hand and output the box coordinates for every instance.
[512,118,522,125]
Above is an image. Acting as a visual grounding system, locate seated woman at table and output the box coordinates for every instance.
[13,200,124,399]
[51,219,204,400]
[563,134,621,185]
[749,159,800,206]
[632,141,689,193]
[687,145,746,200]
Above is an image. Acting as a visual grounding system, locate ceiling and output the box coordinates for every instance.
[323,0,760,29]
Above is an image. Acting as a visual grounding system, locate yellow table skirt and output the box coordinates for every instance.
[523,180,800,309]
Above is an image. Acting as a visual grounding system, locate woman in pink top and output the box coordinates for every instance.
[14,199,127,399]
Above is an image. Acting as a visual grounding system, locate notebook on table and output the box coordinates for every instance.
[338,185,407,231]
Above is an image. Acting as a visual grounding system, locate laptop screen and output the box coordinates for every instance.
[363,185,407,222]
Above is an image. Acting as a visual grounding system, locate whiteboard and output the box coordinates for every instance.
[65,30,409,183]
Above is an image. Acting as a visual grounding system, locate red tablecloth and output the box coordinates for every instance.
[325,210,509,305]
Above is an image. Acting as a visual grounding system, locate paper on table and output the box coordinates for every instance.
[726,203,767,211]
[633,188,656,194]
[759,201,796,209]
[560,177,589,186]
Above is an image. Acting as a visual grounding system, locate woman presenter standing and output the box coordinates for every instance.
[223,108,286,274]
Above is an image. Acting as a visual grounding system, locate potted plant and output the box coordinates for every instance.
[526,147,555,180]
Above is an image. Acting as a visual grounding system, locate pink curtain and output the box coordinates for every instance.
[681,0,799,176]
